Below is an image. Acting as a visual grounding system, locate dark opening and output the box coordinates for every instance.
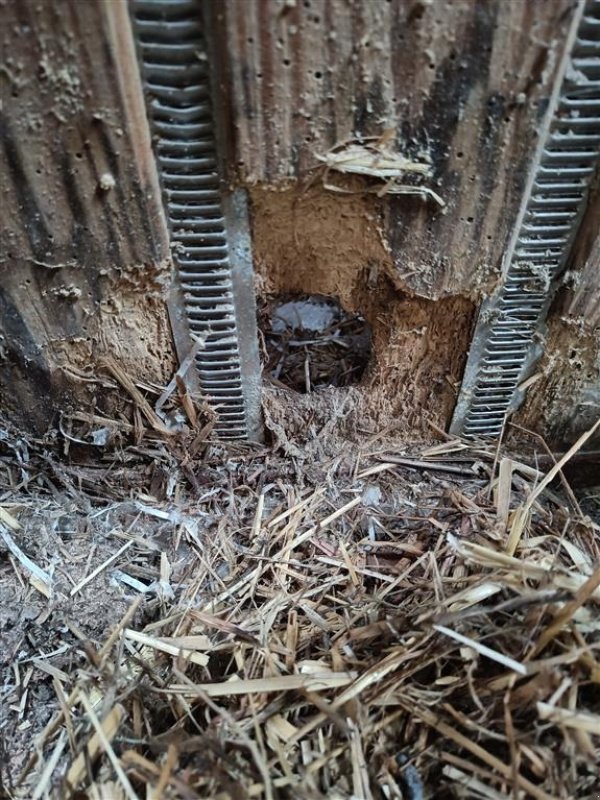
[259,294,372,393]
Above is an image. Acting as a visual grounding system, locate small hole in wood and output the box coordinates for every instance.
[260,294,372,394]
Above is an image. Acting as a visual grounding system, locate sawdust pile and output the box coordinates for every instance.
[1,371,599,799]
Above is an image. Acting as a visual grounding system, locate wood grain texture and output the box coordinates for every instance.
[218,0,575,300]
[565,179,600,328]
[0,0,176,430]
[513,177,600,449]
[220,0,598,446]
[1,0,595,447]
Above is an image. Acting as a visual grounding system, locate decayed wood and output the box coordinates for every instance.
[218,0,574,300]
[567,236,600,327]
[513,179,600,449]
[0,1,176,430]
[219,0,598,447]
[564,179,600,328]
[1,0,594,447]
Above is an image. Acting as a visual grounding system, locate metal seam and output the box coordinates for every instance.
[131,0,262,440]
[451,0,600,438]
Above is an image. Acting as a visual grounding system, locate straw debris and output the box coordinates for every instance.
[1,388,598,799]
[316,132,445,207]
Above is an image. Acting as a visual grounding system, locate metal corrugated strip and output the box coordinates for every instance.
[131,0,262,440]
[451,0,600,438]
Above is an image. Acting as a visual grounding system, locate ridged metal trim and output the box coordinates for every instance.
[451,0,600,438]
[132,0,262,440]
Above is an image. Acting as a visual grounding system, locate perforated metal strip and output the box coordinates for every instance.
[132,0,262,440]
[451,0,600,438]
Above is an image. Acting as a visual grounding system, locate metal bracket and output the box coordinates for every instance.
[451,0,600,438]
[132,0,263,440]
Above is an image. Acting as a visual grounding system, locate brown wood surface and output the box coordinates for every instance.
[1,0,596,446]
[219,0,575,300]
[513,178,600,450]
[0,1,176,431]
[565,179,600,328]
[218,0,600,445]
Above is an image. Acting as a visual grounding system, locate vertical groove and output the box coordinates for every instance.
[131,0,262,440]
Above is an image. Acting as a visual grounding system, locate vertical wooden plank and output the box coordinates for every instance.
[222,0,574,300]
[0,0,177,430]
[513,182,600,448]
[219,0,582,438]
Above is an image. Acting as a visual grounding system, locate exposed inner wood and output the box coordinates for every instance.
[0,1,177,431]
[251,184,474,438]
[223,0,597,447]
[0,0,596,450]
[513,180,600,450]
[220,0,574,300]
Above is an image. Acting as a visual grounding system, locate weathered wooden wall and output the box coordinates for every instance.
[219,0,575,300]
[0,1,179,431]
[217,0,598,442]
[1,0,597,446]
[514,178,600,449]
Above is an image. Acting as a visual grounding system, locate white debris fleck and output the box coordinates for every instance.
[98,172,116,191]
[90,427,111,446]
[272,298,337,333]
[361,485,383,508]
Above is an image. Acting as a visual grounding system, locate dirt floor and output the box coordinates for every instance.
[1,390,599,799]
